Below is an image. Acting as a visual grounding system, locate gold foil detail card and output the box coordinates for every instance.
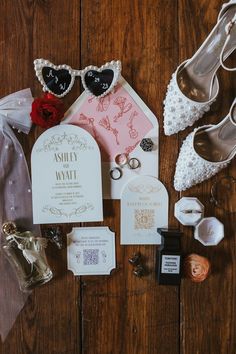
[121,176,168,244]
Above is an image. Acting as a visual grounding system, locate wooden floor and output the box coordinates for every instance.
[0,0,236,353]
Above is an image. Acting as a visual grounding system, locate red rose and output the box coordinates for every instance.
[30,93,65,128]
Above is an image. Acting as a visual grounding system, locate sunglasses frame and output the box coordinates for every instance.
[34,59,121,99]
[34,59,80,98]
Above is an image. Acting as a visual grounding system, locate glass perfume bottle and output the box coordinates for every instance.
[1,221,53,292]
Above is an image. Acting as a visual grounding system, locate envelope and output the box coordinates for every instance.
[62,76,159,199]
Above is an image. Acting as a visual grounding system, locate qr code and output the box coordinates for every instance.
[83,249,99,265]
[134,209,155,229]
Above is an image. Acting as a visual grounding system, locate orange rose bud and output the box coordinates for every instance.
[184,254,210,282]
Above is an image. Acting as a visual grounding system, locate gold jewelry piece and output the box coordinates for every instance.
[114,153,128,167]
[2,221,17,235]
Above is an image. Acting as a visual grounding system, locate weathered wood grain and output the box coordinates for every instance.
[81,1,180,354]
[179,1,236,354]
[0,1,81,353]
[0,0,235,353]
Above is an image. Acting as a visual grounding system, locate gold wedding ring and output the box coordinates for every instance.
[114,153,128,167]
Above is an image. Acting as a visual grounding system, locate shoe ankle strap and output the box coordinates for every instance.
[230,98,236,125]
[219,14,236,72]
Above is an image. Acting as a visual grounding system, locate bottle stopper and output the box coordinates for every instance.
[2,221,17,236]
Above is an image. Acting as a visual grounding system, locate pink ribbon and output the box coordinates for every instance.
[0,89,40,341]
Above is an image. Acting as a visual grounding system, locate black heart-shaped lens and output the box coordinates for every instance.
[42,67,72,95]
[84,69,114,96]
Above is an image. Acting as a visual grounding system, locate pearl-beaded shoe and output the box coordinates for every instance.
[164,1,236,136]
[174,99,236,191]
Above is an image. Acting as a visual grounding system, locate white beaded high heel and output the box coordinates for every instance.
[164,1,236,136]
[174,99,236,191]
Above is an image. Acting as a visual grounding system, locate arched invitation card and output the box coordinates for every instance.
[31,124,103,224]
[121,176,168,244]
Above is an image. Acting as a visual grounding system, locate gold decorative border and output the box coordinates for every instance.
[36,132,94,152]
[128,184,161,194]
[42,203,94,218]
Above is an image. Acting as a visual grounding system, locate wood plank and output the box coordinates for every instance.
[80,1,180,353]
[178,1,236,353]
[0,0,235,353]
[0,1,81,353]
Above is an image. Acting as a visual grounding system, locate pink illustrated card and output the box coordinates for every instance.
[63,82,153,161]
[63,76,159,199]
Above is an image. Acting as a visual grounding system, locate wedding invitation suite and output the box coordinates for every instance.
[31,125,103,224]
[121,176,168,244]
[62,76,159,199]
[67,227,116,275]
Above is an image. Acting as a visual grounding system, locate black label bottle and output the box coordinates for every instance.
[156,228,182,285]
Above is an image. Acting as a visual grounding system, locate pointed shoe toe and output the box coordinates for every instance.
[174,130,229,191]
[164,0,236,136]
[163,63,219,136]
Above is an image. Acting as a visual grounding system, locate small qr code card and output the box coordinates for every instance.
[121,176,168,244]
[67,227,116,275]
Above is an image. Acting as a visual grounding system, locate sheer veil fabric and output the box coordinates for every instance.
[0,89,40,341]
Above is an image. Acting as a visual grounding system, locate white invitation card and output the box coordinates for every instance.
[67,227,116,275]
[31,124,103,224]
[121,176,168,244]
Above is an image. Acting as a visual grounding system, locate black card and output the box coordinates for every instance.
[42,67,72,96]
[84,69,114,96]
